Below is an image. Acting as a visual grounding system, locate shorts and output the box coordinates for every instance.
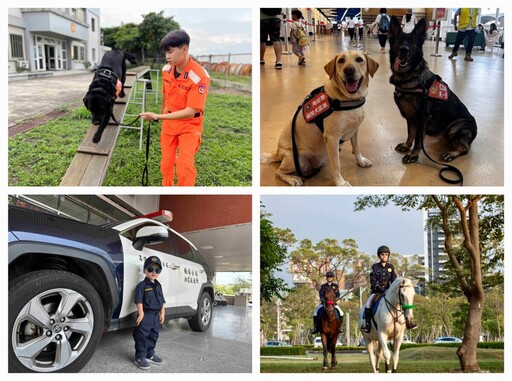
[260,18,281,43]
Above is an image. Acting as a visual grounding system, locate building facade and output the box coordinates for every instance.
[8,8,101,74]
[423,209,450,282]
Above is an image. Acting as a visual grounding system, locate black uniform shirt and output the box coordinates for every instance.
[134,277,166,311]
[370,262,397,294]
[319,282,340,302]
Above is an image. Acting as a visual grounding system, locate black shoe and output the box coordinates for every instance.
[134,358,150,370]
[147,354,163,364]
[360,322,370,332]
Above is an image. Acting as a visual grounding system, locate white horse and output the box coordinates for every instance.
[359,277,418,373]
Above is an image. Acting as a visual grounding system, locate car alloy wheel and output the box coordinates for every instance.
[12,288,94,372]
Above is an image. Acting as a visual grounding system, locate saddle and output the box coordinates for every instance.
[318,305,342,321]
[363,293,384,319]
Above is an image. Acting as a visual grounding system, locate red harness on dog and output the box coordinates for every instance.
[290,86,366,179]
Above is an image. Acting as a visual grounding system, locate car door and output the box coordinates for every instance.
[170,231,206,310]
[118,224,181,319]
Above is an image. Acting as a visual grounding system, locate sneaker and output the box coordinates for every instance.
[448,51,458,59]
[298,56,306,66]
[260,60,265,65]
[464,54,473,62]
[147,354,163,365]
[134,358,150,370]
[275,62,282,69]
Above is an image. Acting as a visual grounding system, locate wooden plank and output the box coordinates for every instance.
[60,153,93,186]
[115,87,133,105]
[79,155,111,186]
[60,66,150,186]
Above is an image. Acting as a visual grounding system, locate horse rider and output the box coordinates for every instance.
[311,271,344,334]
[360,245,418,333]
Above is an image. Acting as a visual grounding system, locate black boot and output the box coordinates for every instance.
[360,308,372,332]
[310,316,319,334]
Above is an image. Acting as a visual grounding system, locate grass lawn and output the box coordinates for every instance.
[260,347,504,373]
[8,81,251,187]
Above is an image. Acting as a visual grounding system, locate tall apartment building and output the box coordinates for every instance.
[423,209,450,281]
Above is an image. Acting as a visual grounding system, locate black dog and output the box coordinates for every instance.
[388,16,477,163]
[83,50,137,143]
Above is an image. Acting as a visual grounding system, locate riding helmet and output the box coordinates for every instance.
[377,245,390,256]
[326,271,335,278]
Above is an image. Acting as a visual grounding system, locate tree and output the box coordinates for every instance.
[280,285,317,345]
[138,11,180,64]
[288,237,370,295]
[260,204,290,302]
[355,195,504,372]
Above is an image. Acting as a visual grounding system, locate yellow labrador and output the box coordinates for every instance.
[261,51,379,186]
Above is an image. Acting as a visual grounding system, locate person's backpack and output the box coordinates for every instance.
[296,25,310,46]
[379,14,390,33]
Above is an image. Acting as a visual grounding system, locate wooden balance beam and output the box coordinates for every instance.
[60,66,151,186]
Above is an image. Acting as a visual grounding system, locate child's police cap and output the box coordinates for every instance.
[144,256,162,270]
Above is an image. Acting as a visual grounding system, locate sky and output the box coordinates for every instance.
[261,195,426,285]
[100,8,252,56]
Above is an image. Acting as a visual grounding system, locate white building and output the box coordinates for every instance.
[8,8,101,74]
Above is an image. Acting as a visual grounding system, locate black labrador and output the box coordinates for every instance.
[83,50,137,143]
[388,16,477,163]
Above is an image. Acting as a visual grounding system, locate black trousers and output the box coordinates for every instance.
[378,33,388,48]
[452,29,477,54]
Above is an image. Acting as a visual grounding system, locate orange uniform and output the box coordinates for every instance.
[160,59,209,186]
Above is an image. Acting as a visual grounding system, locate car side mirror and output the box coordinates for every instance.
[132,226,168,251]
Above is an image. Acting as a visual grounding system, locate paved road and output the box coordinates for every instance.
[81,305,252,373]
[8,70,92,127]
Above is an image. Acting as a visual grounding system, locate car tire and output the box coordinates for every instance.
[9,270,104,373]
[188,292,212,332]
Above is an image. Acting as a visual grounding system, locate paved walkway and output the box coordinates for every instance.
[8,70,92,127]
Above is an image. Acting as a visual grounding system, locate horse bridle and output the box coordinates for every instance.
[383,284,415,324]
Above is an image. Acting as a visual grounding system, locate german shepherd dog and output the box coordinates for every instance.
[83,50,137,143]
[388,16,477,163]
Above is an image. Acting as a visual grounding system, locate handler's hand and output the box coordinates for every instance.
[159,313,165,324]
[140,112,155,121]
[136,312,144,326]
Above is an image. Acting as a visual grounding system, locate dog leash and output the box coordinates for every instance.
[421,145,463,185]
[141,119,157,186]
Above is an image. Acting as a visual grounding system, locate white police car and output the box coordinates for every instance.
[9,206,214,372]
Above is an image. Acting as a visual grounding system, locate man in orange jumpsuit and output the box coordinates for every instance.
[141,30,210,186]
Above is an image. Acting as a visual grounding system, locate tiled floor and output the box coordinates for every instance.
[260,33,504,186]
[82,305,252,373]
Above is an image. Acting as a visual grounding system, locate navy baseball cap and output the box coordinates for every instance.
[144,256,162,270]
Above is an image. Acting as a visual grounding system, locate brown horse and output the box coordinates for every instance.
[318,285,340,369]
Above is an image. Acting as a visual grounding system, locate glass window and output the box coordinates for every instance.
[91,17,96,32]
[174,234,195,262]
[10,34,23,58]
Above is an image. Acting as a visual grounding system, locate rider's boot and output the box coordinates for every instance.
[360,308,372,332]
[406,319,418,330]
[310,316,319,334]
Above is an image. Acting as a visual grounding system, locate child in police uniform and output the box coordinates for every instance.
[133,256,166,370]
[140,29,210,186]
